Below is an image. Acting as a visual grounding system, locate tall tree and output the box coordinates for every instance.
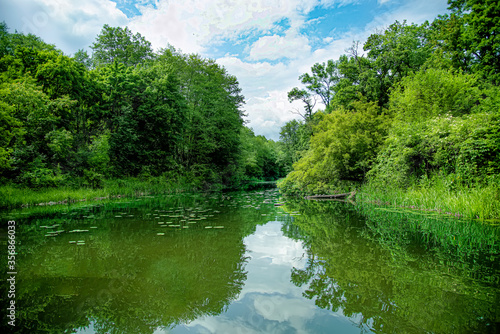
[109,61,187,176]
[299,59,340,108]
[444,0,500,83]
[287,87,315,121]
[332,53,377,109]
[363,20,433,107]
[288,59,340,117]
[159,51,245,180]
[73,49,92,69]
[279,119,311,172]
[91,25,153,67]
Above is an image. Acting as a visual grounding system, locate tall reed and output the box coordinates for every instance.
[0,176,199,210]
[359,180,500,222]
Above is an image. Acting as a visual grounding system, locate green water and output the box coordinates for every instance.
[0,189,499,333]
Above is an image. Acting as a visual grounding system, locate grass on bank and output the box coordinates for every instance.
[0,176,199,210]
[277,172,500,222]
[0,176,279,210]
[359,180,500,222]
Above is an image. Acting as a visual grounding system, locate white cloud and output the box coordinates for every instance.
[244,222,306,267]
[176,316,261,334]
[217,32,363,140]
[216,56,308,140]
[248,31,311,61]
[366,0,449,32]
[2,0,128,54]
[253,294,316,325]
[243,91,303,140]
[217,56,294,97]
[128,0,318,54]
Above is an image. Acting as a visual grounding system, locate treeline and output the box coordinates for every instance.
[0,23,285,191]
[278,0,500,207]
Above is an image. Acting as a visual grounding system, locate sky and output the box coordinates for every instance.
[0,0,450,140]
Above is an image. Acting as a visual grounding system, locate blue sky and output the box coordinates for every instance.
[0,0,450,140]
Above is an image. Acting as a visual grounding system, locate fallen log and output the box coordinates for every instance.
[304,191,356,200]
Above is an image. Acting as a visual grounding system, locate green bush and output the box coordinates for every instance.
[278,101,391,195]
[368,105,500,189]
[83,169,104,189]
[18,160,65,188]
[390,68,481,122]
[367,68,500,190]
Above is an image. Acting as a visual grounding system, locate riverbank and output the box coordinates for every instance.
[3,175,498,222]
[0,177,279,210]
[279,178,500,222]
[0,177,198,210]
[357,181,500,223]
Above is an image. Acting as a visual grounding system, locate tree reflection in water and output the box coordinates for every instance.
[282,199,500,334]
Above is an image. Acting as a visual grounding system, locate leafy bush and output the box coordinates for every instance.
[278,101,391,195]
[389,68,481,122]
[83,169,104,188]
[368,69,500,189]
[368,105,500,188]
[18,159,65,188]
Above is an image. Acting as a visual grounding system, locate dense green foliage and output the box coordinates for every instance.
[279,101,391,195]
[281,199,499,333]
[278,2,500,219]
[0,24,285,197]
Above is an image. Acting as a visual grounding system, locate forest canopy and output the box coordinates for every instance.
[278,0,500,198]
[0,22,286,191]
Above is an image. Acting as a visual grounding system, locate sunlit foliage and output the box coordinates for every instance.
[279,2,500,205]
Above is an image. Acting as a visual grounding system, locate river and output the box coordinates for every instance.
[1,188,499,333]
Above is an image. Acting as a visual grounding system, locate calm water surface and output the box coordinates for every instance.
[1,189,499,333]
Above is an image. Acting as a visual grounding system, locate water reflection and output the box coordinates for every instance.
[173,221,363,334]
[1,190,499,333]
[282,199,500,334]
[1,191,279,334]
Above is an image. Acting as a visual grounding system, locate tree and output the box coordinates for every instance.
[35,51,87,99]
[440,0,500,83]
[287,87,315,121]
[279,119,311,172]
[158,51,245,185]
[109,62,187,176]
[278,101,391,195]
[91,25,153,67]
[239,127,285,181]
[0,21,10,58]
[332,54,377,109]
[93,61,137,128]
[0,78,71,186]
[299,59,340,108]
[368,69,499,188]
[0,100,24,172]
[73,49,92,69]
[288,59,340,118]
[390,68,481,122]
[0,22,56,59]
[363,20,433,107]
